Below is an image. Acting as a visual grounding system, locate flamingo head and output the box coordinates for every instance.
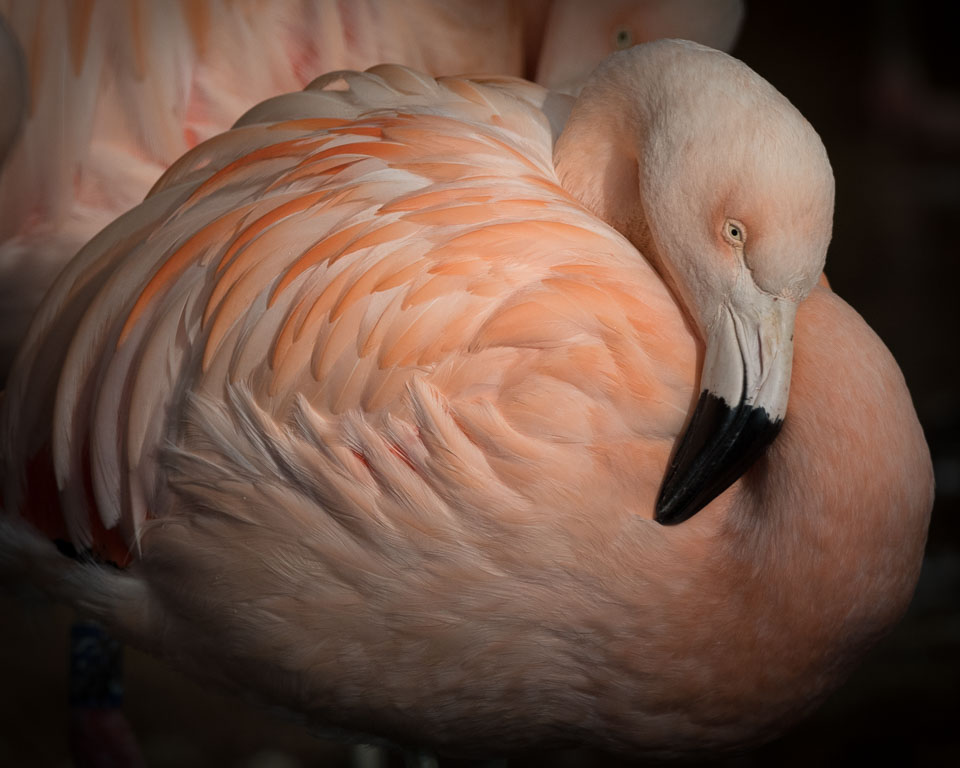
[640,41,835,524]
[556,40,835,524]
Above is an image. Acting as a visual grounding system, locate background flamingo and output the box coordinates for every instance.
[1,3,957,768]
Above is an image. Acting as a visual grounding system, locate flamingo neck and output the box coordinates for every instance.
[552,60,653,242]
[551,65,692,322]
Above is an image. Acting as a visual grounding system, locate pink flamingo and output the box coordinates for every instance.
[0,40,931,760]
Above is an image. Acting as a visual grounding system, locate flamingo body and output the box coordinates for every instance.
[0,43,931,757]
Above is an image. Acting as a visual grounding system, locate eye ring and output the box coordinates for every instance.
[723,219,746,245]
[613,27,633,50]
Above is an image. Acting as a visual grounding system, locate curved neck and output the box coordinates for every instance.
[553,66,651,251]
[550,60,699,326]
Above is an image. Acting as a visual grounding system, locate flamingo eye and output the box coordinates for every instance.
[724,219,746,245]
[614,28,633,50]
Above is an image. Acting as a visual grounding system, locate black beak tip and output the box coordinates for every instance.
[654,391,783,526]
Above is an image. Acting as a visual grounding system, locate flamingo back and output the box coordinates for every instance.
[2,64,696,571]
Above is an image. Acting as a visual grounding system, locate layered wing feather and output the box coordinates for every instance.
[2,64,696,567]
[0,0,530,383]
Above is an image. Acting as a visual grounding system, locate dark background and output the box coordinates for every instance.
[1,2,957,766]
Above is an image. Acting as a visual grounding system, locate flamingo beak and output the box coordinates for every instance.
[655,296,797,525]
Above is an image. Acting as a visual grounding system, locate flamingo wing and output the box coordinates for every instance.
[0,0,531,384]
[3,65,694,571]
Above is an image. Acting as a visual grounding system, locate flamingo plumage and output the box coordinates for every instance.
[0,0,744,384]
[0,40,931,759]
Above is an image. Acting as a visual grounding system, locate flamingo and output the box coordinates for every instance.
[532,0,744,93]
[0,39,931,760]
[0,0,744,384]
